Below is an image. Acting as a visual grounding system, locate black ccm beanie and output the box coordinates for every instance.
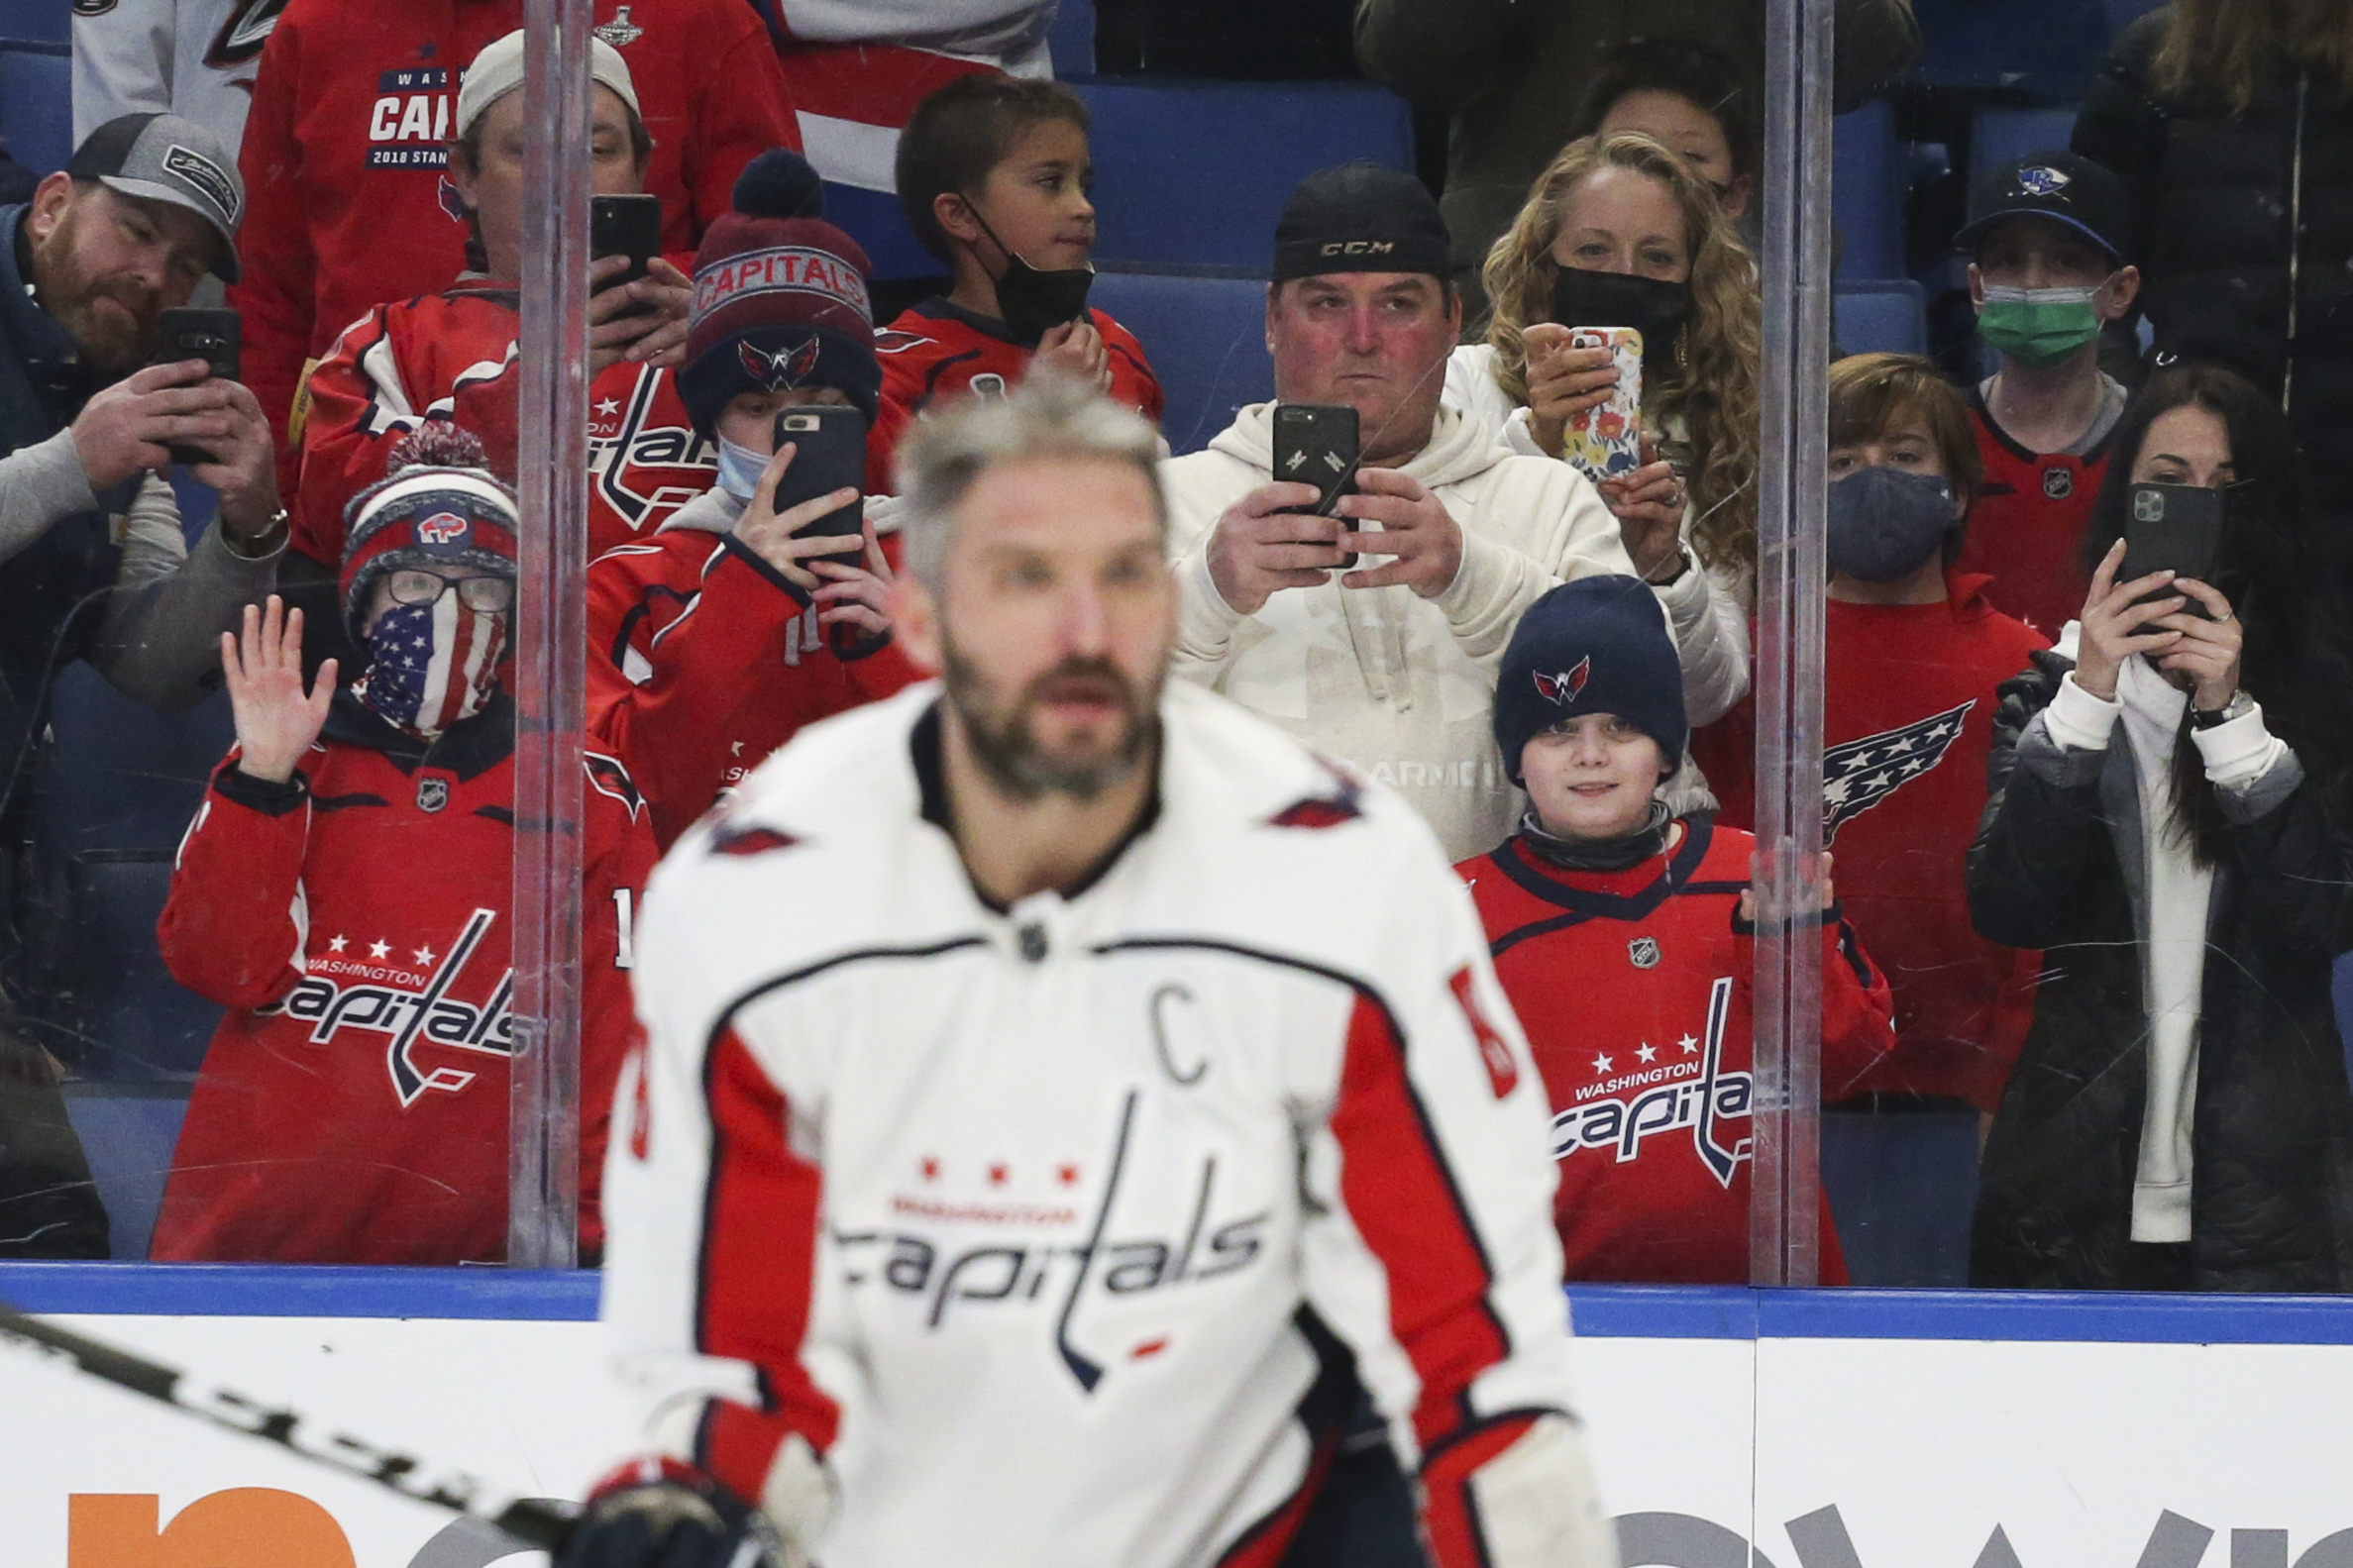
[1271,162,1451,282]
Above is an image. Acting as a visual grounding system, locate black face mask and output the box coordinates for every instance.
[970,205,1094,346]
[1548,267,1693,379]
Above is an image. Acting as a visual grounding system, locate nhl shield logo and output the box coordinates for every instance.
[1628,935,1660,970]
[416,776,450,814]
[2043,466,2074,500]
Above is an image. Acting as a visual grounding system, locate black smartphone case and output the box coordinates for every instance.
[589,194,662,288]
[771,406,867,547]
[154,308,241,466]
[1271,403,1359,569]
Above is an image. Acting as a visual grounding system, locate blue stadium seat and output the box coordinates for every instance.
[40,667,230,859]
[1092,269,1272,455]
[61,1082,193,1260]
[1822,1102,1981,1287]
[1076,80,1413,272]
[61,852,224,1081]
[0,0,71,48]
[1832,101,1907,280]
[1834,278,1930,357]
[2101,0,2168,31]
[0,45,73,176]
[1048,0,1096,77]
[1970,105,2086,182]
[1910,0,2113,100]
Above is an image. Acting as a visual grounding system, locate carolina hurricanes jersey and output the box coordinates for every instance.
[150,694,657,1265]
[878,300,1165,430]
[72,0,281,152]
[587,496,923,850]
[293,280,712,567]
[1955,397,2113,640]
[601,681,1612,1568]
[1814,576,2047,1110]
[1458,820,1895,1285]
[232,0,801,483]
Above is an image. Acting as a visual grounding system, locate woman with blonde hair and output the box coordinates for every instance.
[1447,131,1763,732]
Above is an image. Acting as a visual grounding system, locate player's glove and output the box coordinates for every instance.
[558,1457,789,1568]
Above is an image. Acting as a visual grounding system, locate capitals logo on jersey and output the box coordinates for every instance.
[1822,699,1974,839]
[204,0,290,67]
[1534,658,1592,705]
[588,367,717,537]
[740,337,822,392]
[1550,975,1749,1187]
[257,908,514,1107]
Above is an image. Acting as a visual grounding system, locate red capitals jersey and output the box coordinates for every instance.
[1815,576,2047,1111]
[233,0,800,486]
[878,299,1165,428]
[588,513,922,849]
[1954,397,2113,639]
[1457,820,1895,1284]
[150,696,657,1265]
[294,281,713,567]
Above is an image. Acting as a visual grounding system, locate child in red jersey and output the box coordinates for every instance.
[1458,575,1895,1284]
[152,427,656,1265]
[880,75,1163,426]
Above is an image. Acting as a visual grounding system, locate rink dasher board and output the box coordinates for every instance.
[1,1269,2350,1568]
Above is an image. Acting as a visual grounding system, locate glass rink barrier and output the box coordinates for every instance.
[3,0,2353,1562]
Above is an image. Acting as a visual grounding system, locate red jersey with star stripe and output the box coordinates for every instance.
[1954,395,2113,639]
[878,299,1164,429]
[233,0,800,489]
[1688,575,2047,1112]
[1456,819,1896,1284]
[150,695,656,1264]
[293,279,717,569]
[587,494,922,849]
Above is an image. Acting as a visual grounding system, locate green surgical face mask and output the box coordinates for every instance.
[1978,284,2103,369]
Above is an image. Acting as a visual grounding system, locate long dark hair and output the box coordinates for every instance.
[2081,363,2353,863]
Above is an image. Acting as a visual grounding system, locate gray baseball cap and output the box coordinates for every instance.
[66,113,245,281]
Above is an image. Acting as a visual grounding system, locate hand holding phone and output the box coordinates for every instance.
[590,193,663,317]
[153,306,241,467]
[1558,326,1643,483]
[2120,482,2224,619]
[1271,403,1360,570]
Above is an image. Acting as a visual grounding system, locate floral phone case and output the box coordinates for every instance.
[1559,326,1645,483]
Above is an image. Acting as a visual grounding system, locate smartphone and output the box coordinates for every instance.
[154,306,241,467]
[1271,402,1360,571]
[590,193,663,314]
[2120,483,2224,618]
[1559,326,1644,484]
[771,405,867,552]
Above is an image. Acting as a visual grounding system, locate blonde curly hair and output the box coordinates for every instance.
[1480,132,1762,574]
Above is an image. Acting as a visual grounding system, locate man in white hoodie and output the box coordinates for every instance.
[1162,163,1740,861]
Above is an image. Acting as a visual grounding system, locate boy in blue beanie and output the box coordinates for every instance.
[1457,576,1895,1283]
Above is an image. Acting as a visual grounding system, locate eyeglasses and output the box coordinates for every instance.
[385,570,515,613]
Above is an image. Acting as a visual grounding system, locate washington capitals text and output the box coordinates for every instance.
[1549,976,1750,1186]
[257,908,513,1106]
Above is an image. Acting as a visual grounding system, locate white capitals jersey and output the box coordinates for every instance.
[71,0,283,154]
[603,681,1617,1568]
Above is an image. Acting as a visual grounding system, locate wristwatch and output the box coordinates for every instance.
[1645,545,1691,588]
[2192,689,2254,729]
[228,505,291,558]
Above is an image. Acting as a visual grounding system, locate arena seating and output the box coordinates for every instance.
[1834,279,1931,358]
[1909,0,2113,99]
[61,1082,192,1261]
[1822,1102,1981,1286]
[0,44,71,177]
[1970,105,2086,181]
[1092,269,1272,454]
[1833,101,1908,282]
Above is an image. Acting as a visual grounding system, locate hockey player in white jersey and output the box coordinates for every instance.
[567,372,1618,1568]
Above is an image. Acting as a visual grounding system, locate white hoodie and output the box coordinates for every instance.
[1163,402,1655,861]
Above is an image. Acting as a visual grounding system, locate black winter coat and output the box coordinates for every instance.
[1966,650,2353,1290]
[2072,9,2353,522]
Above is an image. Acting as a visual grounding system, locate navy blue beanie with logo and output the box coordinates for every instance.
[1493,575,1687,783]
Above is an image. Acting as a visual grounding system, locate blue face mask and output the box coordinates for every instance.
[1826,466,1957,582]
[715,434,769,502]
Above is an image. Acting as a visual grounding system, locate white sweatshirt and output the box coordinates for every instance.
[1162,402,1645,861]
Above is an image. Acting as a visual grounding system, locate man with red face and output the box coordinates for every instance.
[1160,163,1740,863]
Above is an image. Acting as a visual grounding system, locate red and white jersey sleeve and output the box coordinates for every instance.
[878,300,1165,430]
[600,682,1613,1568]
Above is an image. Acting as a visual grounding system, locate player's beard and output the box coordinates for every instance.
[34,205,161,373]
[941,637,1162,804]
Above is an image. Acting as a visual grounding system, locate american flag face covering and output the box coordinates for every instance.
[354,594,505,736]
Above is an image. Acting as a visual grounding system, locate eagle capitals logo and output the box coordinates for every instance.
[202,0,289,66]
[416,511,470,547]
[437,176,470,223]
[1534,657,1592,705]
[739,337,821,393]
[2043,465,2074,500]
[2016,164,2072,197]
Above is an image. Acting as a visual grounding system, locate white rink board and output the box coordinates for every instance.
[2,1290,2352,1567]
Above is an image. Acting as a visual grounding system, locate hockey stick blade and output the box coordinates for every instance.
[0,1296,575,1552]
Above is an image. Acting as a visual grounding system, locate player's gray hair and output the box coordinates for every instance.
[893,369,1167,592]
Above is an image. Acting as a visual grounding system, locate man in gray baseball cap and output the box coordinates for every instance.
[63,111,246,285]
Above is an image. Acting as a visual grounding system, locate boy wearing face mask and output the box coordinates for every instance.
[151,426,656,1264]
[588,154,919,850]
[1808,357,2050,1203]
[881,75,1163,427]
[1458,576,1895,1283]
[1952,153,2141,639]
